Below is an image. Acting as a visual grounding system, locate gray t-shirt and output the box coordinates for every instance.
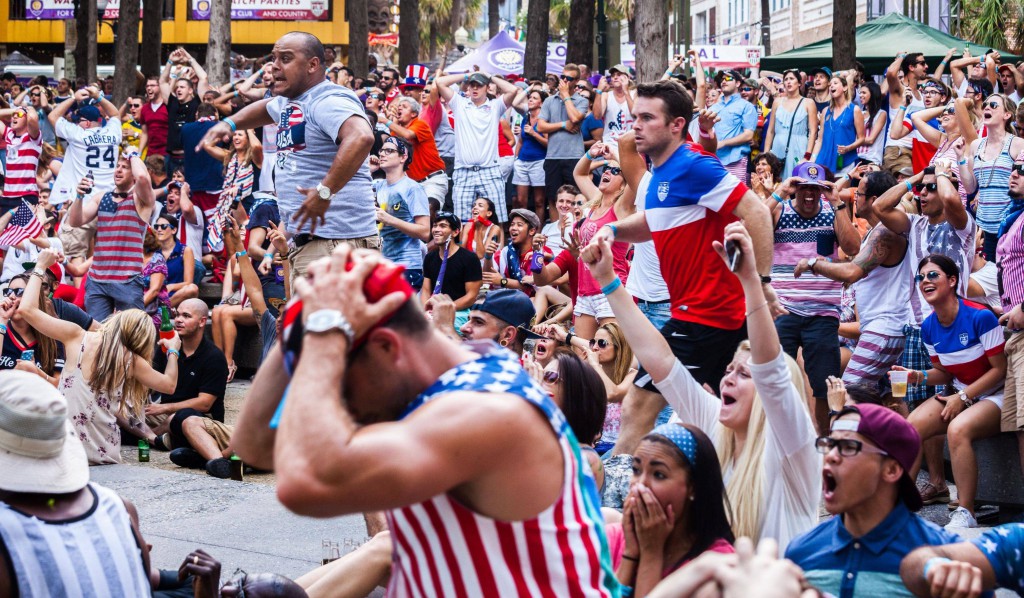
[539,93,589,159]
[266,81,376,239]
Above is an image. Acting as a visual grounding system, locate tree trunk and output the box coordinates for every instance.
[428,21,438,64]
[140,0,164,78]
[524,0,551,79]
[450,0,463,37]
[82,0,98,84]
[634,0,667,82]
[113,0,140,104]
[206,0,231,86]
[349,0,370,77]
[488,0,500,39]
[399,0,420,69]
[832,0,856,70]
[760,0,771,55]
[627,15,636,44]
[566,0,595,67]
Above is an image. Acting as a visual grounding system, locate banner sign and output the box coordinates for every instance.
[692,45,764,68]
[368,33,399,46]
[25,0,136,19]
[190,0,329,20]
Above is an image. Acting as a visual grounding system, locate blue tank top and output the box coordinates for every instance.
[517,116,547,162]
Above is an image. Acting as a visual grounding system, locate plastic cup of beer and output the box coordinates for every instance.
[890,370,909,398]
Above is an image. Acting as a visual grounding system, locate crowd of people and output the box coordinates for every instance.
[3,29,1024,598]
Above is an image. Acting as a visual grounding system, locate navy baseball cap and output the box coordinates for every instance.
[471,289,535,329]
[74,105,102,123]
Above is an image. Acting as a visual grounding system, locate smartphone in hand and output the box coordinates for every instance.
[726,240,742,272]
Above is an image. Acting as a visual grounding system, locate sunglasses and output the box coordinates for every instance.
[542,370,560,384]
[12,110,25,118]
[130,103,142,108]
[721,75,736,82]
[3,287,25,298]
[560,75,576,82]
[815,437,889,458]
[589,338,611,350]
[986,99,1002,109]
[30,92,40,97]
[1011,163,1024,176]
[152,223,173,230]
[913,182,938,193]
[914,270,943,283]
[942,105,956,116]
[913,60,928,66]
[575,84,587,90]
[380,76,394,81]
[379,147,399,156]
[604,166,622,176]
[741,86,753,92]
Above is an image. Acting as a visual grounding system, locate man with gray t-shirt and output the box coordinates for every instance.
[538,64,588,222]
[198,31,376,278]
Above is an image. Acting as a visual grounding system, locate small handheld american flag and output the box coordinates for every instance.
[0,200,43,248]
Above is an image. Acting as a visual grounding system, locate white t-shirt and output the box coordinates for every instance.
[659,349,820,551]
[624,173,670,302]
[448,94,506,169]
[0,237,65,283]
[540,221,566,258]
[51,118,122,206]
[970,261,1002,310]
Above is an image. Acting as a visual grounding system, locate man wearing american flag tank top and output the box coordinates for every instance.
[234,245,620,598]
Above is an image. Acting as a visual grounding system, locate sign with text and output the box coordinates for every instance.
[25,0,139,20]
[190,0,329,20]
[692,45,764,68]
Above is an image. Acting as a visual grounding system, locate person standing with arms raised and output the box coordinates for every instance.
[198,32,376,278]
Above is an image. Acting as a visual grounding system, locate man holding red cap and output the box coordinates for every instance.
[785,403,961,597]
[233,245,618,597]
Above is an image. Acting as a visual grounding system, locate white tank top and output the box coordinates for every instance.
[602,91,635,149]
[852,225,913,335]
[885,96,922,150]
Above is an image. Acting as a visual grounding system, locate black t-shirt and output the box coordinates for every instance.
[0,328,64,374]
[53,298,93,331]
[166,96,199,155]
[246,199,282,286]
[152,336,229,421]
[422,247,482,302]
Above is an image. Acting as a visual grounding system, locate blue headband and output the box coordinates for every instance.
[651,423,697,465]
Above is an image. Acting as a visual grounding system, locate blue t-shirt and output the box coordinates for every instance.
[582,113,604,144]
[710,94,758,165]
[973,524,1024,593]
[373,176,429,269]
[786,502,961,598]
[180,120,225,192]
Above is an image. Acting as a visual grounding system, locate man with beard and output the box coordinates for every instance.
[139,77,169,159]
[233,246,618,597]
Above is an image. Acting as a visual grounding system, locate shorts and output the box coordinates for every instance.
[498,155,514,181]
[544,158,578,202]
[573,293,615,320]
[288,234,382,281]
[635,318,746,392]
[0,194,38,213]
[1001,332,1024,432]
[842,329,904,392]
[775,314,841,399]
[882,145,912,176]
[899,325,939,407]
[452,166,506,223]
[637,299,672,330]
[512,159,546,187]
[59,218,97,260]
[418,171,449,204]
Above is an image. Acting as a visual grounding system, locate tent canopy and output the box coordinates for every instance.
[447,31,565,75]
[760,13,1020,75]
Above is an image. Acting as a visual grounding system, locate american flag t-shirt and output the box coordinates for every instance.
[0,200,43,248]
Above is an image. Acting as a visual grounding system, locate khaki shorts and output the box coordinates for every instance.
[882,145,912,176]
[146,413,233,452]
[59,219,97,260]
[288,234,382,282]
[1001,331,1024,432]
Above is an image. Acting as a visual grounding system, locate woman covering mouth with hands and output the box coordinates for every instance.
[580,221,820,551]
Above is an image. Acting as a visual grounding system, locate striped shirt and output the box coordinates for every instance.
[89,191,146,283]
[2,128,41,199]
[905,213,976,325]
[0,483,151,597]
[997,213,1024,314]
[386,343,619,598]
[973,134,1016,234]
[771,200,842,318]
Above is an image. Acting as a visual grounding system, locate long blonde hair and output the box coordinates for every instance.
[90,309,156,418]
[716,340,808,541]
[597,322,633,384]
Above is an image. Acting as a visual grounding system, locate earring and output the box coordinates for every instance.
[499,339,509,347]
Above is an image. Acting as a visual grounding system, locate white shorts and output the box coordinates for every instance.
[418,171,449,204]
[499,155,515,181]
[512,159,545,187]
[573,293,615,320]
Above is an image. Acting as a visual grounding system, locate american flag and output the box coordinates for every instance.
[0,200,43,248]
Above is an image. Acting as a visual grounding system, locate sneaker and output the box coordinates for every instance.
[945,506,978,530]
[151,433,172,452]
[169,448,207,470]
[918,482,950,505]
[206,457,233,479]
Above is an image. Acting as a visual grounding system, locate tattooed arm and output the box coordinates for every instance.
[792,225,906,285]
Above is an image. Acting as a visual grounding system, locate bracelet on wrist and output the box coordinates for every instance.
[0,322,7,335]
[224,117,237,132]
[595,90,603,95]
[584,151,594,160]
[698,127,712,139]
[923,557,951,580]
[905,181,914,192]
[601,277,622,296]
[604,223,618,238]
[235,250,247,258]
[167,348,181,358]
[565,332,574,346]
[771,192,784,203]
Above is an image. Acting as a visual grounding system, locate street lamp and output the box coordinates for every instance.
[454,26,469,54]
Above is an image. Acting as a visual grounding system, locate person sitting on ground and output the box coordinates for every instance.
[483,208,549,301]
[371,136,431,291]
[224,216,289,363]
[581,221,819,551]
[0,273,61,385]
[145,298,232,479]
[785,403,962,596]
[901,255,1007,530]
[19,249,181,464]
[175,548,308,598]
[586,322,637,455]
[421,211,482,331]
[900,523,1024,597]
[140,227,171,325]
[0,371,152,597]
[460,196,505,263]
[458,288,538,356]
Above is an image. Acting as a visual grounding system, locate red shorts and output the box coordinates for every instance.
[191,191,221,215]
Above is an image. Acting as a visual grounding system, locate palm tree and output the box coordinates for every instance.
[566,0,595,66]
[399,0,420,68]
[832,0,855,70]
[957,0,1024,53]
[349,0,369,77]
[525,0,552,78]
[419,0,484,63]
[634,0,666,82]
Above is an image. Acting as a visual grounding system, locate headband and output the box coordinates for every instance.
[384,136,409,156]
[651,423,697,465]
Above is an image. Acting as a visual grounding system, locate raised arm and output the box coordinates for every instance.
[159,56,176,103]
[934,159,970,231]
[489,74,519,109]
[617,131,647,191]
[573,148,602,198]
[432,74,463,103]
[67,177,103,226]
[47,92,80,128]
[933,48,956,79]
[733,192,774,280]
[900,542,992,598]
[950,53,976,90]
[16,252,87,346]
[886,52,907,106]
[183,50,212,96]
[797,225,905,284]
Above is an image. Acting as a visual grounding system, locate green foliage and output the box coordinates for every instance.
[957,0,1024,53]
[419,0,485,53]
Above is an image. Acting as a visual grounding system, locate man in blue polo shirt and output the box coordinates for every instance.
[710,69,757,183]
[900,525,1012,597]
[786,404,961,598]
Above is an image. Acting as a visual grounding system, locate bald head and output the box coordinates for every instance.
[179,298,208,316]
[281,32,326,67]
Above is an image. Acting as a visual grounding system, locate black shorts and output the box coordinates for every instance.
[634,318,747,393]
[543,158,578,202]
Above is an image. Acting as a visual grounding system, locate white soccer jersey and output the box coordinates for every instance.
[50,117,122,206]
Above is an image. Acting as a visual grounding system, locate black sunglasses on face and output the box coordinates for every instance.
[913,182,938,193]
[30,92,40,97]
[3,287,25,298]
[589,338,611,350]
[560,75,576,82]
[542,370,560,384]
[915,270,943,283]
[153,223,173,230]
[575,84,587,90]
[1011,163,1024,175]
[986,99,1002,109]
[815,436,889,457]
[605,166,622,176]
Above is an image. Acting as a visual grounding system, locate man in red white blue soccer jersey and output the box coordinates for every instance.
[585,79,776,455]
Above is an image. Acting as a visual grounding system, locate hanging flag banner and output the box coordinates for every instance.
[190,0,329,20]
[25,0,139,19]
[369,33,399,46]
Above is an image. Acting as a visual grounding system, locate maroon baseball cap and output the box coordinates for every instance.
[831,404,923,511]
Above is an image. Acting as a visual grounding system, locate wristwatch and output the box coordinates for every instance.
[833,202,847,211]
[500,278,509,288]
[315,182,334,201]
[959,391,974,407]
[305,309,355,346]
[807,257,819,273]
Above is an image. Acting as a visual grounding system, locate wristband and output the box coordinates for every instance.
[601,277,622,296]
[233,90,240,98]
[604,223,617,238]
[563,96,572,103]
[463,74,469,82]
[0,322,7,335]
[565,332,574,346]
[262,253,274,261]
[940,60,948,66]
[906,181,914,192]
[167,348,181,358]
[698,127,712,139]
[235,250,248,258]
[923,557,952,580]
[595,90,603,95]
[7,209,15,216]
[771,192,784,203]
[665,69,674,77]
[921,370,928,383]
[224,117,237,132]
[385,120,393,128]
[561,121,567,130]
[898,105,906,112]
[804,152,812,160]
[584,151,594,160]
[959,158,968,165]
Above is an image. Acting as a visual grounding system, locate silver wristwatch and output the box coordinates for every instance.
[315,182,333,201]
[807,257,818,273]
[305,309,355,345]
